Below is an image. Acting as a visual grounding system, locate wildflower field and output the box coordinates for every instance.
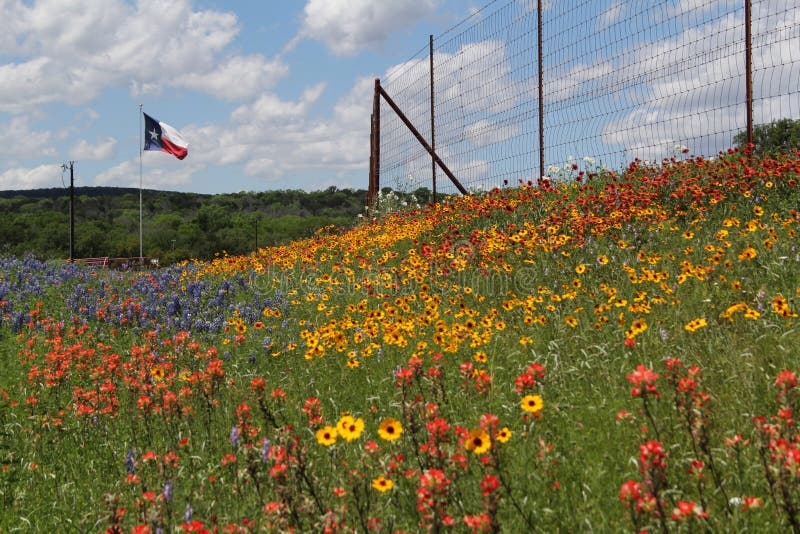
[2,148,800,532]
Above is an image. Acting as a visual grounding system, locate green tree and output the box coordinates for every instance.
[734,118,800,154]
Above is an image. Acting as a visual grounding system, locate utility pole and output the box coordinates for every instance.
[62,161,75,262]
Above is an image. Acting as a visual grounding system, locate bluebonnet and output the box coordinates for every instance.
[125,449,137,474]
[162,480,173,502]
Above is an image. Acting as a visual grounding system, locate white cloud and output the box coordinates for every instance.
[231,82,327,123]
[176,55,289,101]
[94,157,199,189]
[0,115,54,158]
[0,0,284,112]
[69,137,117,160]
[158,75,369,189]
[332,76,375,127]
[0,163,63,189]
[301,0,440,56]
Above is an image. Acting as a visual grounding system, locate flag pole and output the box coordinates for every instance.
[139,104,143,263]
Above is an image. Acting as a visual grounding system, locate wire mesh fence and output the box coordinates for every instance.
[373,0,800,197]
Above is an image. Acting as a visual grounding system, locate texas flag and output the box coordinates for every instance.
[143,112,188,160]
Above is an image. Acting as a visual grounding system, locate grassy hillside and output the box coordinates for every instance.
[1,148,799,531]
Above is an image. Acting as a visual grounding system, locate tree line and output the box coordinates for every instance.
[0,186,373,263]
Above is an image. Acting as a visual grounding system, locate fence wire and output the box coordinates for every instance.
[376,0,800,196]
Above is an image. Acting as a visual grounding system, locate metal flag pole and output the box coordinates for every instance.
[139,104,143,263]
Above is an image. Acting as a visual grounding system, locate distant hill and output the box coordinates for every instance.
[0,186,371,262]
[0,186,201,200]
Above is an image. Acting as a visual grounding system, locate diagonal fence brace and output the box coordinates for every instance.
[377,84,468,196]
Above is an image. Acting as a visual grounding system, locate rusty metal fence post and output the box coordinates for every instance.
[429,34,437,204]
[744,0,753,145]
[537,0,544,181]
[368,78,381,208]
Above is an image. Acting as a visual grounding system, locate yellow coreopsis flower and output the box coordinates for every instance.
[495,427,512,443]
[337,415,365,442]
[464,428,492,455]
[738,247,757,260]
[316,426,338,447]
[684,318,708,332]
[521,394,544,414]
[150,365,165,382]
[372,476,394,492]
[377,417,403,441]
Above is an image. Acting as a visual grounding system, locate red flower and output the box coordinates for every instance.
[671,500,707,520]
[480,475,500,496]
[181,520,210,533]
[741,496,763,511]
[776,370,797,389]
[618,480,641,503]
[626,365,659,397]
[249,377,266,391]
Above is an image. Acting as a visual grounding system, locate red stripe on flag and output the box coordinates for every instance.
[161,138,188,160]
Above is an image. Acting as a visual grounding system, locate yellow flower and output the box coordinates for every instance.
[377,418,403,441]
[565,315,578,328]
[473,351,488,364]
[464,428,492,455]
[337,415,365,442]
[316,426,337,446]
[372,476,394,492]
[521,394,544,414]
[743,308,761,320]
[684,318,708,332]
[150,365,165,382]
[575,264,586,274]
[495,427,512,443]
[738,247,757,260]
[629,318,648,337]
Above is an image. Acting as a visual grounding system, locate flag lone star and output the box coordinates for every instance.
[142,112,188,160]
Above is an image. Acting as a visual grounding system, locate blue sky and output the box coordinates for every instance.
[0,1,797,194]
[0,0,474,193]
